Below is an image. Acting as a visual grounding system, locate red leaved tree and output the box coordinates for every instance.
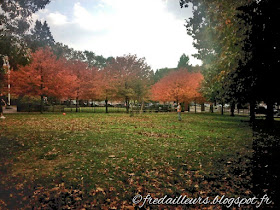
[65,59,102,112]
[151,69,205,108]
[11,47,76,113]
[97,66,118,113]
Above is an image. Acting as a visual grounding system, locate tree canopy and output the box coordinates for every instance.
[177,53,190,69]
[152,68,204,104]
[180,0,280,121]
[0,0,51,70]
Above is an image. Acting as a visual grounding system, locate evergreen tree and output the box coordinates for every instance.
[177,53,190,69]
[26,20,55,51]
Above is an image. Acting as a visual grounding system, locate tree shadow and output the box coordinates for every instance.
[251,120,280,209]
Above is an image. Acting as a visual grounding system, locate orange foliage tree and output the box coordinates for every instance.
[96,66,119,113]
[103,55,153,113]
[11,48,76,112]
[65,59,102,111]
[151,68,204,106]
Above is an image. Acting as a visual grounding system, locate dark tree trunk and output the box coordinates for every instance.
[201,103,205,112]
[210,104,214,113]
[140,101,144,114]
[76,97,79,112]
[250,100,256,122]
[230,102,235,117]
[194,101,197,113]
[40,95,44,114]
[130,101,134,117]
[105,98,108,113]
[40,67,44,114]
[125,97,129,113]
[266,101,274,124]
[221,103,224,115]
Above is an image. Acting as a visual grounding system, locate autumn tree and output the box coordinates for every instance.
[95,63,121,113]
[65,59,101,112]
[151,69,204,109]
[105,55,153,113]
[11,48,76,113]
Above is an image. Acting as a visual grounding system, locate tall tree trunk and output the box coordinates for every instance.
[105,98,108,113]
[221,102,224,115]
[250,100,256,122]
[40,67,44,114]
[230,102,235,117]
[194,101,197,113]
[140,101,144,114]
[76,88,80,113]
[125,97,129,113]
[40,95,44,114]
[201,103,205,112]
[130,101,134,117]
[76,97,79,112]
[266,101,274,124]
[210,104,214,113]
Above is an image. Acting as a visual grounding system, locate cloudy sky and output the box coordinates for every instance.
[34,0,201,70]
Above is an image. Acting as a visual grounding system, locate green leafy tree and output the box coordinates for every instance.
[0,0,50,92]
[105,55,153,113]
[177,53,190,69]
[83,50,111,69]
[0,0,50,36]
[26,20,55,51]
[52,42,85,61]
[153,68,176,83]
[52,43,111,69]
[180,0,249,114]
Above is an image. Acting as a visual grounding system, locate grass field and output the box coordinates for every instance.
[63,106,127,113]
[0,112,255,209]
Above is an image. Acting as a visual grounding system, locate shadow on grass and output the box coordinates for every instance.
[0,136,33,209]
[251,120,280,209]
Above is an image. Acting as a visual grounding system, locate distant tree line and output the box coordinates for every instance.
[0,0,204,114]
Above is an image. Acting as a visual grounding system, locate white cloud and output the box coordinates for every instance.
[36,0,201,69]
[47,12,68,25]
[73,2,112,32]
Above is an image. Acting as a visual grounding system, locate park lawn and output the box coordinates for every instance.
[0,113,253,209]
[63,106,127,113]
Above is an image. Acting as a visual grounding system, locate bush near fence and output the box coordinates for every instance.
[17,104,42,112]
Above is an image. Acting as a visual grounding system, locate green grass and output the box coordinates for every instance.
[0,112,253,209]
[63,106,127,113]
